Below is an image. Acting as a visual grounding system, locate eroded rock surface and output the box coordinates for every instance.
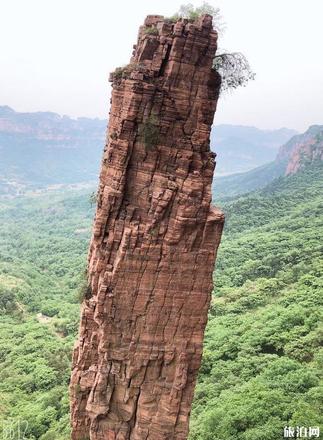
[70,13,224,440]
[276,125,323,175]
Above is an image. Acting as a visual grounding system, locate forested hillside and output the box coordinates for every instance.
[0,190,93,439]
[0,162,322,439]
[213,159,287,199]
[190,162,323,439]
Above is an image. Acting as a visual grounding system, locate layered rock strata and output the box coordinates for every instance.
[70,13,224,440]
[276,125,323,175]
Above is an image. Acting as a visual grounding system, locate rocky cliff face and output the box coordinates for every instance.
[70,14,224,440]
[276,125,323,175]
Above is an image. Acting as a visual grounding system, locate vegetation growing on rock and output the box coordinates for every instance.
[140,115,160,151]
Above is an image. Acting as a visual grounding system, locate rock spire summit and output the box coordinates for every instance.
[70,13,224,440]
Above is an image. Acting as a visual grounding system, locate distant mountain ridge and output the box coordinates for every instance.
[0,106,298,195]
[211,124,298,175]
[214,124,323,199]
[0,106,107,194]
[0,105,106,140]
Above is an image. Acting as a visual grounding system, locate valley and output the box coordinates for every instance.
[0,159,322,439]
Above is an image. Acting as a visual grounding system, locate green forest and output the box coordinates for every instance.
[0,162,322,439]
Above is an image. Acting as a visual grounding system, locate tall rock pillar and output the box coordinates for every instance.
[70,14,224,440]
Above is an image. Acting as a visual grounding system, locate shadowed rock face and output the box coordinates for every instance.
[70,13,224,440]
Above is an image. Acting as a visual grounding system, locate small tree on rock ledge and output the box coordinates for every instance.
[174,2,255,94]
[213,52,256,93]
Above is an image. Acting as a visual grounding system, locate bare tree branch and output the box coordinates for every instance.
[213,52,256,94]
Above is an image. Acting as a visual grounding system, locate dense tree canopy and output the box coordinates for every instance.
[189,162,323,439]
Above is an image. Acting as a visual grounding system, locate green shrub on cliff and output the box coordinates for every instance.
[171,2,222,29]
[172,3,255,94]
[141,115,160,151]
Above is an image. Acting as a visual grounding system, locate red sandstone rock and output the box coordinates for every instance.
[70,14,224,440]
[285,137,323,175]
[276,126,323,175]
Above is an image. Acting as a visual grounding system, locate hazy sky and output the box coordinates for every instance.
[1,0,322,131]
